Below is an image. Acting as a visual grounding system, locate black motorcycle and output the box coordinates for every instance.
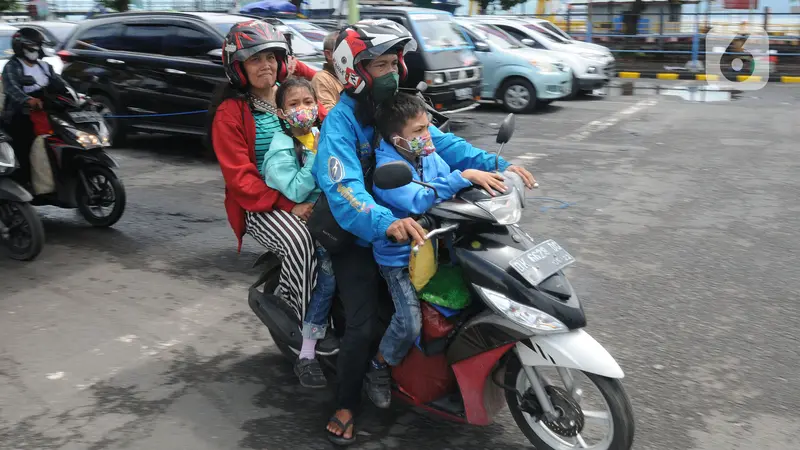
[20,76,126,227]
[248,115,635,449]
[0,130,45,260]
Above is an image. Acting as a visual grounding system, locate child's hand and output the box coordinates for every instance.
[291,202,314,221]
[462,170,507,197]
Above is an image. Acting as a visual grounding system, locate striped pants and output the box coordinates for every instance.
[245,210,318,322]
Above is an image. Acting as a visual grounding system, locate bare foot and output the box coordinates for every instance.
[326,409,354,440]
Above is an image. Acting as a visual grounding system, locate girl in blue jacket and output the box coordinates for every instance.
[261,78,335,390]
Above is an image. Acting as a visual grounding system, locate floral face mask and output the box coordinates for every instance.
[393,134,435,157]
[281,105,318,129]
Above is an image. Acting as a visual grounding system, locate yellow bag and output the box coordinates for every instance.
[408,233,438,292]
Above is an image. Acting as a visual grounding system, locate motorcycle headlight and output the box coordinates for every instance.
[0,142,17,174]
[475,189,522,225]
[477,286,568,334]
[96,121,111,147]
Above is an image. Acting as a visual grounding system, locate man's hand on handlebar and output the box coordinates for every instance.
[462,169,507,197]
[506,165,538,189]
[27,98,43,111]
[386,217,426,247]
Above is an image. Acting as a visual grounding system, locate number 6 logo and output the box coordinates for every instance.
[705,24,769,91]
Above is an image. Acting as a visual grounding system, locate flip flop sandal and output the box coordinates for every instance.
[326,415,356,446]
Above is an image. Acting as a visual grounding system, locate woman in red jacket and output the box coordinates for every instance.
[209,20,322,324]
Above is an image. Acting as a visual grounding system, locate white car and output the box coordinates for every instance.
[464,16,615,97]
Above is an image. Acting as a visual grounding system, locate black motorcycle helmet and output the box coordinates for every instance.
[12,27,46,60]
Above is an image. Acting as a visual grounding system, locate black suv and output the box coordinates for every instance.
[58,12,323,142]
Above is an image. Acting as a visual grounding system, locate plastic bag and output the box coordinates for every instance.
[419,265,471,310]
[409,232,437,292]
[30,135,55,195]
[392,303,457,404]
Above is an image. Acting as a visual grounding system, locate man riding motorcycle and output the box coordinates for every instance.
[1,27,66,188]
[312,19,536,445]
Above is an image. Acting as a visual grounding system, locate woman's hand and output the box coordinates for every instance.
[286,56,298,76]
[462,169,507,197]
[291,202,314,221]
[310,131,320,154]
[506,165,537,189]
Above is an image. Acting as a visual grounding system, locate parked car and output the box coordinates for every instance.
[283,19,327,51]
[455,19,571,113]
[511,17,614,55]
[57,12,324,142]
[359,7,482,113]
[465,16,615,97]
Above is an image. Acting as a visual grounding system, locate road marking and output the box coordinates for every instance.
[46,372,65,380]
[564,98,658,142]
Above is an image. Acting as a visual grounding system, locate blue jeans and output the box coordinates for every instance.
[378,265,422,366]
[302,245,336,339]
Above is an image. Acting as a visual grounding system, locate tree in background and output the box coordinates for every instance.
[0,0,17,12]
[100,0,130,12]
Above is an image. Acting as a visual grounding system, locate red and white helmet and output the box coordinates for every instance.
[222,20,290,89]
[332,19,417,96]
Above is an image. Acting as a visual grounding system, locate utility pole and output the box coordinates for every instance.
[348,0,359,23]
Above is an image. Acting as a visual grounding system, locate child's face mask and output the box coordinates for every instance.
[393,133,435,157]
[281,104,318,129]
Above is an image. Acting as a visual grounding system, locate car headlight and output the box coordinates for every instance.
[0,142,17,174]
[475,188,522,225]
[530,60,555,73]
[424,71,446,85]
[477,286,568,334]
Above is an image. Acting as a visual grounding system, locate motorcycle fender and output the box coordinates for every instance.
[74,150,119,168]
[0,178,33,202]
[516,329,625,379]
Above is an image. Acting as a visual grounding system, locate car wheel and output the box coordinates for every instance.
[500,78,537,113]
[91,94,126,145]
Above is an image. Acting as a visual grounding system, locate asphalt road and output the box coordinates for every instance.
[2,81,799,450]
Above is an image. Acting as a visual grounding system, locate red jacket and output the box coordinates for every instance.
[212,61,327,251]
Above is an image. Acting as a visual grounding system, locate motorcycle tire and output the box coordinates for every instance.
[1,201,45,261]
[504,355,635,450]
[77,165,126,228]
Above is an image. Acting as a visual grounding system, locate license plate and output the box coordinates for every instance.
[455,87,472,100]
[509,239,576,286]
[69,111,104,124]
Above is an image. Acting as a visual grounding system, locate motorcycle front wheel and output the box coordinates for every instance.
[505,355,635,450]
[77,165,126,227]
[0,201,45,261]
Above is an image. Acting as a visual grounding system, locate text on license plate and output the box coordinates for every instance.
[509,239,576,286]
[455,87,473,100]
[69,111,104,123]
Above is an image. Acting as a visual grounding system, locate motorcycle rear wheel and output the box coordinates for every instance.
[505,355,635,450]
[0,201,44,261]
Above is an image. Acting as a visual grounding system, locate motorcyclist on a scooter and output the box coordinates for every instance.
[1,27,67,187]
[313,18,537,446]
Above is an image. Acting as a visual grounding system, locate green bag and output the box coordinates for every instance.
[418,265,471,310]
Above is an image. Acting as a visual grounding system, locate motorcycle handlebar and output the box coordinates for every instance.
[386,215,434,244]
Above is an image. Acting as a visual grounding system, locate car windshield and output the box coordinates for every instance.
[286,21,326,43]
[213,21,319,57]
[524,23,571,44]
[537,21,572,40]
[47,23,78,43]
[473,23,522,50]
[410,13,469,50]
[0,31,13,58]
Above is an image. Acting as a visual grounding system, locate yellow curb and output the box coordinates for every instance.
[736,75,762,83]
[696,74,720,81]
[656,73,679,80]
[782,76,800,83]
[619,72,641,79]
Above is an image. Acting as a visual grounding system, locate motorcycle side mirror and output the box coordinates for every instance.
[374,160,414,190]
[21,75,37,87]
[415,81,428,93]
[495,113,515,171]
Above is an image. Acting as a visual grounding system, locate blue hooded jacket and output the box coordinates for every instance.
[371,141,473,267]
[313,92,511,248]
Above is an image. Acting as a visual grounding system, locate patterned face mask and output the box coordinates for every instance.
[393,134,435,157]
[281,105,318,129]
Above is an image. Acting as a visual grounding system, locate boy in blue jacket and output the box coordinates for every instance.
[368,93,507,398]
